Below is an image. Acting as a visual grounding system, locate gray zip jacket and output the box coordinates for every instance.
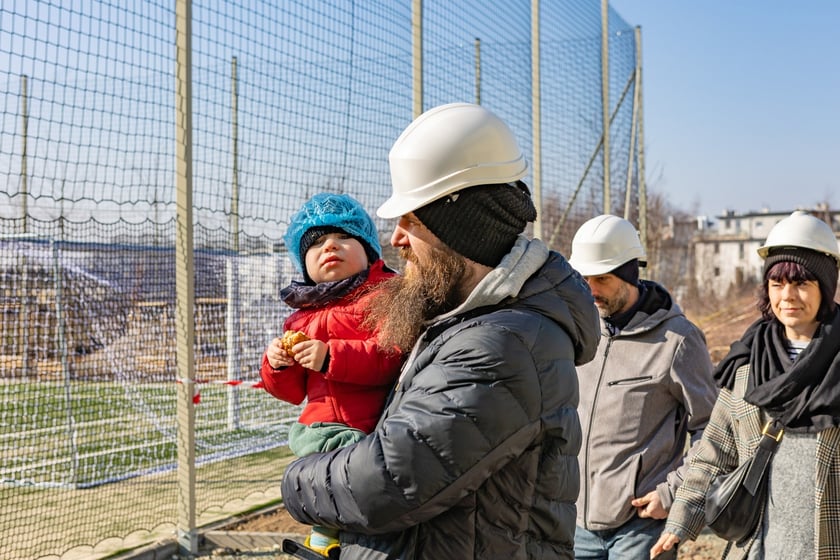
[281,237,600,559]
[576,280,717,530]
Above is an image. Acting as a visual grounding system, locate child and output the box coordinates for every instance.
[260,193,403,556]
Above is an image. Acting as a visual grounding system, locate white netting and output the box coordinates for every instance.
[0,237,301,489]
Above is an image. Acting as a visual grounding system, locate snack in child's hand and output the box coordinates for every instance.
[281,330,309,356]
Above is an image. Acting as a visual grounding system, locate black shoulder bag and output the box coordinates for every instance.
[704,420,784,545]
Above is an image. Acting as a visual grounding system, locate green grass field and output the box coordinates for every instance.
[1,379,295,487]
[1,378,298,559]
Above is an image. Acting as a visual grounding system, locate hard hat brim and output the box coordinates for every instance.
[568,261,624,277]
[378,164,528,219]
[377,191,434,219]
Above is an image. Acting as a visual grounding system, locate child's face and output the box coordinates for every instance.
[304,232,370,284]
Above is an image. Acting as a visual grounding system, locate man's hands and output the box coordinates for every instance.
[266,336,328,372]
[631,490,668,519]
[630,490,680,558]
[632,490,680,558]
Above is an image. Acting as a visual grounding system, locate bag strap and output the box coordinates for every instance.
[733,365,785,495]
[742,421,784,495]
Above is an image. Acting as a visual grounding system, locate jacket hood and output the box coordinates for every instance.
[436,235,600,365]
[615,279,682,335]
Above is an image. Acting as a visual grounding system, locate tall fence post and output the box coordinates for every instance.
[20,75,28,233]
[226,259,241,430]
[531,0,542,240]
[600,0,611,214]
[635,26,648,251]
[19,75,31,378]
[623,69,638,220]
[228,56,241,430]
[174,0,197,554]
[412,0,423,118]
[474,37,481,105]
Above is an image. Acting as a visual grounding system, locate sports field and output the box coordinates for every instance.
[1,376,297,559]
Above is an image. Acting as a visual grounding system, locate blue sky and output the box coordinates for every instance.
[609,1,840,220]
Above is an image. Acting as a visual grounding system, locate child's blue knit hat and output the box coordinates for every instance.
[284,193,382,279]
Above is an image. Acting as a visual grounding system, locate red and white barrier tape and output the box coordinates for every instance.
[176,378,265,404]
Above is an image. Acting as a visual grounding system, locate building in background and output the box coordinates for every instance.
[692,204,840,297]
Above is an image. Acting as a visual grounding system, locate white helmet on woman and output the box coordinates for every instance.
[758,210,840,265]
[377,103,528,218]
[569,214,647,276]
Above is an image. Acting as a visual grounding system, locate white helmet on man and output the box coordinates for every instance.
[757,210,840,264]
[569,214,647,276]
[377,103,528,219]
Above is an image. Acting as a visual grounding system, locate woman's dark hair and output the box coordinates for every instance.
[757,260,837,322]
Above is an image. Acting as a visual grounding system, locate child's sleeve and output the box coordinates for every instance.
[259,353,307,404]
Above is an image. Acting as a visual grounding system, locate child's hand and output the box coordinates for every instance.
[291,339,329,372]
[265,337,294,369]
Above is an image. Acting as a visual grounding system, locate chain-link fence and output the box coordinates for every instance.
[1,1,642,557]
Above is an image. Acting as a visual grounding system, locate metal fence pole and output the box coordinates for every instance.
[412,0,423,118]
[600,0,610,214]
[474,37,481,105]
[531,0,542,240]
[228,56,241,430]
[231,56,240,253]
[20,76,31,378]
[20,75,28,233]
[175,0,197,554]
[226,259,241,430]
[635,26,648,250]
[623,71,638,221]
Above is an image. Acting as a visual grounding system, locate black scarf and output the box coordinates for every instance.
[713,307,840,432]
[280,267,370,309]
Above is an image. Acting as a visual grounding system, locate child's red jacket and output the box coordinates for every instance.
[259,260,403,433]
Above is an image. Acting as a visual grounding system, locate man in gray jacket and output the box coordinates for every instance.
[568,214,717,560]
[280,102,601,559]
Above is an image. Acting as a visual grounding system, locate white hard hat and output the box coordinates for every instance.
[757,210,840,263]
[377,103,528,219]
[569,214,647,276]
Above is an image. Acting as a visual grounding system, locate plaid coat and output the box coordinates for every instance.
[664,364,840,559]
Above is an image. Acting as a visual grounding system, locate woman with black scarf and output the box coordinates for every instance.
[651,211,840,560]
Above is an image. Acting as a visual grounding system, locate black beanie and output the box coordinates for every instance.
[413,182,538,267]
[299,225,379,283]
[610,259,641,286]
[764,247,839,298]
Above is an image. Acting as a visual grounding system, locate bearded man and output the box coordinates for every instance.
[280,102,600,560]
[567,215,717,560]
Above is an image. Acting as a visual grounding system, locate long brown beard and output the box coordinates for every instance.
[364,245,467,352]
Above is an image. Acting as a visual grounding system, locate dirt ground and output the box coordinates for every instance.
[218,507,726,560]
[220,506,728,558]
[211,295,758,559]
[231,506,310,535]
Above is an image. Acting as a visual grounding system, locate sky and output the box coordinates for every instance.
[609,1,840,221]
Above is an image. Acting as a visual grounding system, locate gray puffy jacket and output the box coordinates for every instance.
[281,238,600,559]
